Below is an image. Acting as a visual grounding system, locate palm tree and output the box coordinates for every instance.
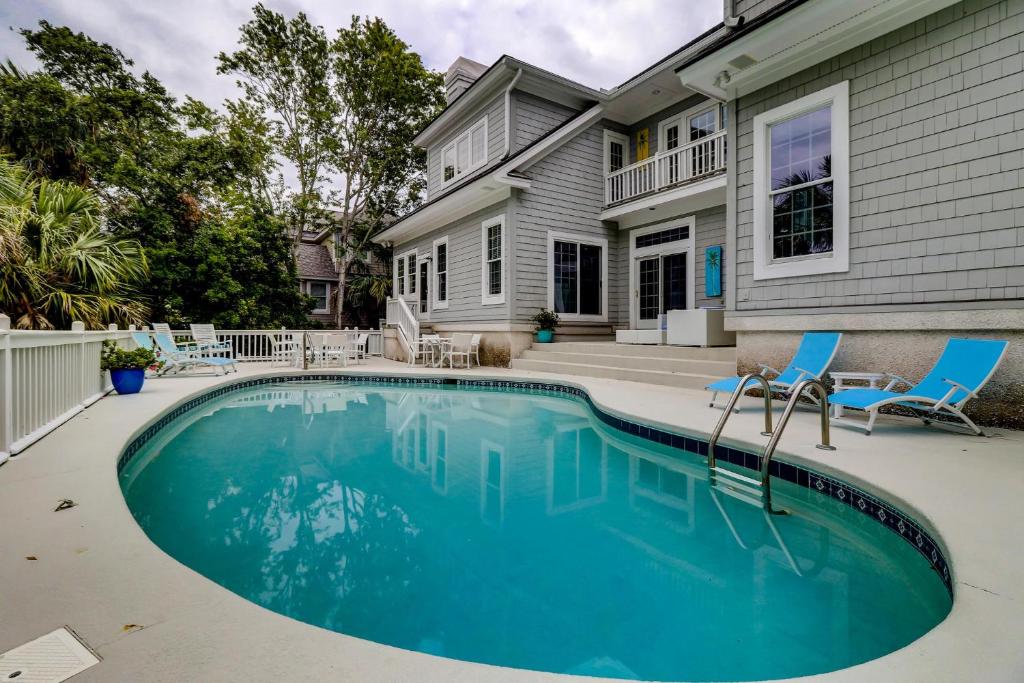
[0,159,148,329]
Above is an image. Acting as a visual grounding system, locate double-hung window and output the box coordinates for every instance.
[396,257,405,296]
[753,81,849,280]
[442,117,488,184]
[548,232,607,320]
[433,237,449,309]
[481,216,504,305]
[305,281,329,313]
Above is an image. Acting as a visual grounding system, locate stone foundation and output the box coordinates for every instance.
[382,328,533,368]
[737,329,1024,429]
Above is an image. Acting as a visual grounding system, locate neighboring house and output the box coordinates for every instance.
[296,229,340,325]
[376,0,1023,424]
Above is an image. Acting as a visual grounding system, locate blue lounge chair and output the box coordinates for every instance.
[830,337,1008,436]
[153,332,237,376]
[130,331,155,351]
[706,332,842,408]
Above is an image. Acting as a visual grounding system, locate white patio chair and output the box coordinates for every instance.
[346,333,369,365]
[447,333,474,368]
[408,334,440,366]
[317,333,349,367]
[269,332,301,367]
[189,323,232,358]
[469,333,482,368]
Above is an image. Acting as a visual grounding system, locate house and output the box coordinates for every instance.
[376,0,1024,425]
[297,229,340,326]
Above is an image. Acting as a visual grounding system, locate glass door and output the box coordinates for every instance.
[636,256,661,329]
[418,261,429,316]
[688,108,717,175]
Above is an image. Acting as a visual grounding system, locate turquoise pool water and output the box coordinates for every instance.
[120,382,950,681]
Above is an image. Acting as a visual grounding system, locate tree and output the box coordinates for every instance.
[217,5,337,244]
[329,17,444,326]
[0,158,148,329]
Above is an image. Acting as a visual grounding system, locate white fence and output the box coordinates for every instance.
[0,319,384,462]
[605,129,727,205]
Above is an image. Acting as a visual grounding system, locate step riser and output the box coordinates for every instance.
[531,342,735,361]
[510,359,716,391]
[520,350,733,375]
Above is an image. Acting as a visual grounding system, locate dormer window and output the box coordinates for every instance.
[442,117,488,183]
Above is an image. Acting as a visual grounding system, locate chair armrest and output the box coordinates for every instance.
[942,377,978,401]
[758,364,782,379]
[883,374,913,391]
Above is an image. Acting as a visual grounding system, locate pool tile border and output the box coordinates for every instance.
[117,374,952,597]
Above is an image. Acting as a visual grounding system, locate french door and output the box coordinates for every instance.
[635,252,688,329]
[418,261,429,316]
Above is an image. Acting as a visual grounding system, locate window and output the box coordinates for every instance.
[753,81,849,280]
[305,281,329,313]
[433,237,449,309]
[635,225,689,249]
[442,117,487,184]
[481,216,505,305]
[548,232,608,320]
[548,427,607,514]
[603,130,629,174]
[396,250,417,297]
[480,441,505,525]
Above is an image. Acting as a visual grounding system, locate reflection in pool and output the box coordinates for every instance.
[120,383,950,681]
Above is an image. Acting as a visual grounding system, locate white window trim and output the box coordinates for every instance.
[627,217,696,329]
[546,230,609,323]
[481,215,506,306]
[753,80,849,281]
[656,102,722,155]
[545,423,608,516]
[432,236,449,310]
[480,439,506,526]
[602,129,630,174]
[303,280,331,314]
[395,248,417,300]
[440,116,488,188]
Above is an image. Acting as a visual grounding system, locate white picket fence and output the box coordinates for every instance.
[0,318,384,462]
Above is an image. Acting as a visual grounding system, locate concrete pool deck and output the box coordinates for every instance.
[0,359,1022,682]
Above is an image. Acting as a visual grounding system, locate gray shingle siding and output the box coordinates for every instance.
[512,92,578,153]
[512,123,624,325]
[425,93,505,198]
[395,201,510,323]
[734,0,1024,311]
[695,207,728,308]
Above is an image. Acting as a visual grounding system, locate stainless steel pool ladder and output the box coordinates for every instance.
[708,376,836,514]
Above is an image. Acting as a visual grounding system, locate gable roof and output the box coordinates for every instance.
[297,243,338,280]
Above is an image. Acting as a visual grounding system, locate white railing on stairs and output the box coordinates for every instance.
[606,129,727,205]
[386,297,419,353]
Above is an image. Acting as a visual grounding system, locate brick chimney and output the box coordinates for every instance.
[444,57,487,104]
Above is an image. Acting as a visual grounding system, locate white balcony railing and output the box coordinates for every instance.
[605,129,727,206]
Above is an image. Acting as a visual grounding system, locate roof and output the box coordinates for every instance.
[296,243,338,280]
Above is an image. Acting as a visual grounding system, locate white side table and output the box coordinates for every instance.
[829,371,887,417]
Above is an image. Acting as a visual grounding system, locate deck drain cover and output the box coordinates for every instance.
[0,628,99,682]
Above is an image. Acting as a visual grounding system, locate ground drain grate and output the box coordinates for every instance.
[0,627,99,682]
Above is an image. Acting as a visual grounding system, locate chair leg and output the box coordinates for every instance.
[865,409,878,435]
[708,391,718,408]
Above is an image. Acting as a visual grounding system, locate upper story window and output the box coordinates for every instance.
[753,81,849,280]
[603,130,629,174]
[442,117,488,184]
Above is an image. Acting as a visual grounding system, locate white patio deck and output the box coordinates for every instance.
[0,358,1022,682]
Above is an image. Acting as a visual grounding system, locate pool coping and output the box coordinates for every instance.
[2,361,1022,683]
[117,372,954,599]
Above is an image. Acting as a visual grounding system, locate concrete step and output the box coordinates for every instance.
[510,358,720,391]
[519,349,734,375]
[530,341,736,362]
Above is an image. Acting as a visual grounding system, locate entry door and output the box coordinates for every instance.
[418,262,429,316]
[635,253,688,329]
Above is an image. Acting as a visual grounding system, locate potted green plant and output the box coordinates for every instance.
[101,340,158,395]
[530,308,560,343]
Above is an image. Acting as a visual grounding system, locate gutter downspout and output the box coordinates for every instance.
[723,0,744,28]
[501,68,524,160]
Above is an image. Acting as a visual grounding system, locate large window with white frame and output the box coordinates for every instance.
[548,231,608,321]
[433,236,449,309]
[481,216,505,305]
[753,81,849,280]
[442,117,488,185]
[395,249,417,298]
[302,280,330,314]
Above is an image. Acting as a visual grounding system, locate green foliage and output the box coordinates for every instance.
[0,158,148,329]
[100,339,156,370]
[530,308,561,331]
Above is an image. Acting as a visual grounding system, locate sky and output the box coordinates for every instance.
[0,0,723,109]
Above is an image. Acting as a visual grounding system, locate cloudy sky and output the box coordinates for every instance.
[0,0,722,108]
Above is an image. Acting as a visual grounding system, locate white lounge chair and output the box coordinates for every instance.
[346,333,369,365]
[189,323,232,358]
[706,332,842,408]
[830,337,1008,435]
[153,332,237,375]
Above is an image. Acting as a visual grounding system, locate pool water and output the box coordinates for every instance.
[120,382,950,681]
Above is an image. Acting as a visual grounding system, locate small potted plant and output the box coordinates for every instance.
[101,340,158,395]
[530,308,560,343]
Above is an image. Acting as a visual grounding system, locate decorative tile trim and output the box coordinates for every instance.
[117,374,953,596]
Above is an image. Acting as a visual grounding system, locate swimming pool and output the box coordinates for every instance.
[119,379,951,681]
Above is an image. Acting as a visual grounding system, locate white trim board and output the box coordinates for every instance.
[481,214,507,306]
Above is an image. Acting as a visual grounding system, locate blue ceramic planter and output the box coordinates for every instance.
[111,368,146,395]
[535,329,554,343]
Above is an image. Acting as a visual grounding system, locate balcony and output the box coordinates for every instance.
[605,129,726,207]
